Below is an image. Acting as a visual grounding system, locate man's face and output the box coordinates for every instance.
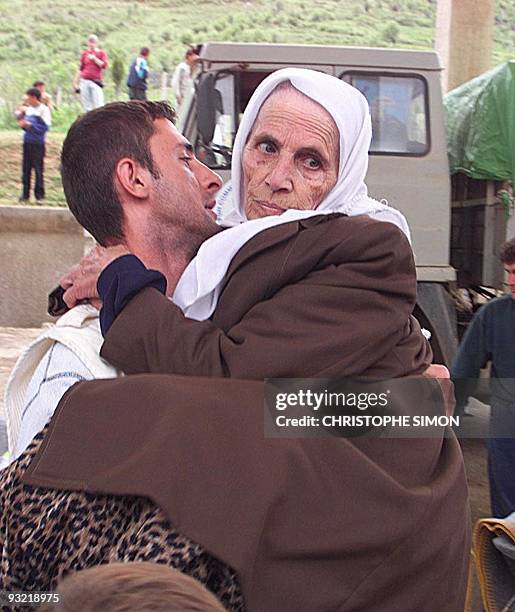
[87,38,97,50]
[505,262,515,298]
[26,95,39,107]
[242,87,339,220]
[147,118,221,242]
[186,53,199,66]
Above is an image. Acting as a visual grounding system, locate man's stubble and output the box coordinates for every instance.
[149,177,220,263]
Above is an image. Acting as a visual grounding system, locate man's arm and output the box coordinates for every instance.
[171,64,184,104]
[18,116,48,137]
[95,50,108,69]
[73,69,81,90]
[11,343,93,459]
[451,308,491,413]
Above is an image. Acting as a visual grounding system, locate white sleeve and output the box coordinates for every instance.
[42,104,52,127]
[171,64,182,97]
[12,342,94,460]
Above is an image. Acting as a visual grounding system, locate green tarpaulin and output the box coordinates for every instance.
[444,61,515,184]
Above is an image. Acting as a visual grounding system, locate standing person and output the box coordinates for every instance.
[33,81,53,109]
[452,237,515,517]
[17,87,51,203]
[171,48,199,108]
[127,47,150,100]
[73,34,108,112]
[18,81,53,114]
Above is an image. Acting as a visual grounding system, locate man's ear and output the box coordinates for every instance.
[115,158,151,199]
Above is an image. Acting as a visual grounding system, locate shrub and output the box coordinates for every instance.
[180,31,193,45]
[382,22,399,43]
[111,52,125,99]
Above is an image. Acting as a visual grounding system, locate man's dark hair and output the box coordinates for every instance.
[140,47,150,56]
[500,238,515,265]
[61,101,176,246]
[185,48,197,59]
[33,80,45,88]
[26,87,41,100]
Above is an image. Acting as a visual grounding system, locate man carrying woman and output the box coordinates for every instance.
[3,70,469,611]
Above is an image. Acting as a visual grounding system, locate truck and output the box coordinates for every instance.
[177,42,513,366]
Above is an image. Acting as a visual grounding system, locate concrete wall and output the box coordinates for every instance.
[0,206,91,327]
[435,0,495,92]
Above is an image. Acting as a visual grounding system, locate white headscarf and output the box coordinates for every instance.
[173,68,410,321]
[218,67,410,235]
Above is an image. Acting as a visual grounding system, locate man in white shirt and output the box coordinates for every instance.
[171,48,199,108]
[5,99,221,460]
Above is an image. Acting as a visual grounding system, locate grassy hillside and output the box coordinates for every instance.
[0,0,513,204]
[0,0,513,128]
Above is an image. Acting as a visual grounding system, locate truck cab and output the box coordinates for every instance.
[178,42,458,363]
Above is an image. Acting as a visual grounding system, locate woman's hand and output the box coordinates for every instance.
[60,244,130,309]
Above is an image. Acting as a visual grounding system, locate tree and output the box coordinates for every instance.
[111,52,125,99]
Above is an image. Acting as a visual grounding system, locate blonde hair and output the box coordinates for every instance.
[42,562,227,611]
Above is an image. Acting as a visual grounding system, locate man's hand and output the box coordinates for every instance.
[423,364,450,379]
[60,244,131,309]
[423,364,455,417]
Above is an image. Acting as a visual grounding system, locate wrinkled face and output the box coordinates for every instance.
[505,262,515,298]
[148,118,221,242]
[243,86,339,220]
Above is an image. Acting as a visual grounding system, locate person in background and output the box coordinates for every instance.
[18,81,53,113]
[16,87,51,203]
[33,81,53,109]
[73,34,108,112]
[171,47,199,108]
[452,237,515,517]
[127,47,150,101]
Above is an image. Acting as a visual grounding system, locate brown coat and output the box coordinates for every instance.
[23,215,470,610]
[101,214,430,378]
[24,375,470,611]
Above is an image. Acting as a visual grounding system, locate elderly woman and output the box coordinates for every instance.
[59,68,426,373]
[2,72,469,611]
[217,68,410,236]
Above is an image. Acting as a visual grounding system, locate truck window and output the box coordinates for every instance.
[195,72,236,169]
[195,71,273,170]
[341,72,429,155]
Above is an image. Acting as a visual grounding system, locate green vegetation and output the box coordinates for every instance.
[1,0,513,122]
[0,0,513,205]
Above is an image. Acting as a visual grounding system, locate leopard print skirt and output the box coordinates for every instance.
[0,428,244,611]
